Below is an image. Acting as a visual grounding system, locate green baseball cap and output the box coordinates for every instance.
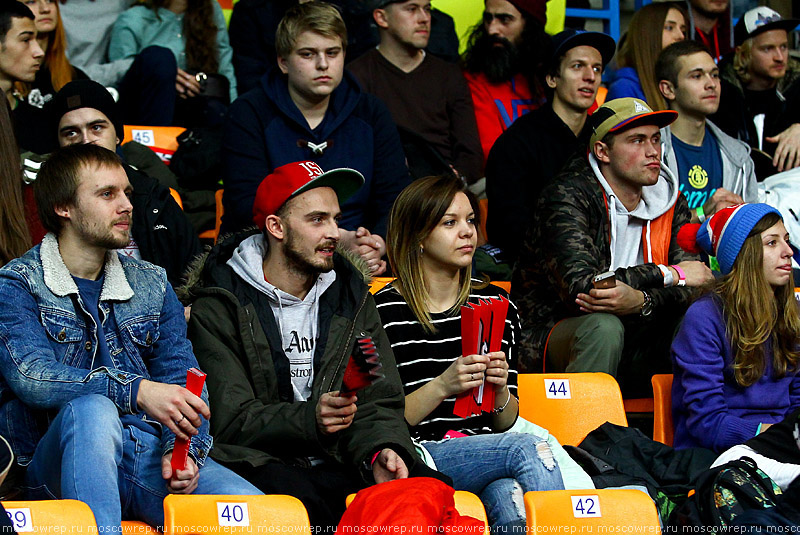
[589,98,678,147]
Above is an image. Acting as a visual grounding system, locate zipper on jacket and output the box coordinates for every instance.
[243,307,258,350]
[320,288,370,396]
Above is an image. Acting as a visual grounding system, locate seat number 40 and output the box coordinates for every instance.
[217,502,250,526]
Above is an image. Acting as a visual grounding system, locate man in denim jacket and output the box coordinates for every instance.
[0,145,260,531]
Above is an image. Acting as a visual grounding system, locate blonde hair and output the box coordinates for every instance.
[275,1,347,59]
[386,176,480,333]
[733,39,754,86]
[715,212,800,386]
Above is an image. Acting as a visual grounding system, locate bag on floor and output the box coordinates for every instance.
[668,457,782,529]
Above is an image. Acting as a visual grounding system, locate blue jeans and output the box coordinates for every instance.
[119,46,177,126]
[23,395,261,532]
[423,433,564,532]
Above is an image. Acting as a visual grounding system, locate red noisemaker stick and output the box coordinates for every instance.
[170,368,207,472]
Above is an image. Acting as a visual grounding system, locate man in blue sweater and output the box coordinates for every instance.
[222,1,410,275]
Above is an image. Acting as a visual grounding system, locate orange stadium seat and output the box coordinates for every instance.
[163,494,311,535]
[2,499,96,533]
[652,374,674,446]
[123,125,185,165]
[525,489,661,532]
[198,189,224,243]
[517,372,628,446]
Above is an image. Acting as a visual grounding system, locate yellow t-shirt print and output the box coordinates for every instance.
[688,165,709,189]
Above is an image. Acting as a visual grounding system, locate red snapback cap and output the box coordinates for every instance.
[252,161,364,229]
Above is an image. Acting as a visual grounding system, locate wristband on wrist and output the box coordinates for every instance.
[370,451,381,466]
[493,389,512,414]
[671,264,686,287]
[696,206,706,223]
[658,264,674,287]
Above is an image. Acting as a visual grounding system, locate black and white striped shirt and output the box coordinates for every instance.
[375,280,520,442]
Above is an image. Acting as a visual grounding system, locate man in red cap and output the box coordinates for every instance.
[461,0,552,163]
[184,161,439,532]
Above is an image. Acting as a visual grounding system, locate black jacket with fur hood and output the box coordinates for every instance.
[179,229,418,481]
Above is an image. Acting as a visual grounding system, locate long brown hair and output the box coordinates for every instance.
[0,102,31,265]
[715,212,800,386]
[14,0,75,98]
[386,175,481,333]
[145,0,219,73]
[617,2,687,111]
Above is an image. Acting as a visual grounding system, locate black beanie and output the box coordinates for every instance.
[50,80,123,147]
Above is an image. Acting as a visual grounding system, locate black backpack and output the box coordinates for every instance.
[170,126,224,192]
[668,457,782,530]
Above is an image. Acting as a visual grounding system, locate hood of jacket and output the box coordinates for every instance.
[661,121,757,202]
[225,233,337,307]
[662,121,752,166]
[261,65,363,141]
[178,228,372,303]
[588,151,680,269]
[588,152,680,222]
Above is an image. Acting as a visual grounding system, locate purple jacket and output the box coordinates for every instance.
[671,293,800,452]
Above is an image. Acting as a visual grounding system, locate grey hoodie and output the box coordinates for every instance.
[661,120,758,205]
[60,0,135,87]
[226,234,337,402]
[588,152,681,271]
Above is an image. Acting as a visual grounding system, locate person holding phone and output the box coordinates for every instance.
[513,98,714,396]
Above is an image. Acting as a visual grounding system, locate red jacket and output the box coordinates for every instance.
[336,478,485,534]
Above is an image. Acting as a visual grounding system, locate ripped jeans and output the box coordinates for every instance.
[422,433,564,533]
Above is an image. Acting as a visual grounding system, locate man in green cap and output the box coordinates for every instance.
[512,98,714,396]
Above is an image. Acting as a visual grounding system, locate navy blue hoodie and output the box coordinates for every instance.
[221,66,410,235]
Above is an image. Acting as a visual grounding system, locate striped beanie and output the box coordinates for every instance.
[681,203,781,274]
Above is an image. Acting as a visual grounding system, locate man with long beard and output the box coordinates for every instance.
[461,0,552,161]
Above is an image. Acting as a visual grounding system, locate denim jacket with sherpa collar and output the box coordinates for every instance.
[0,233,212,467]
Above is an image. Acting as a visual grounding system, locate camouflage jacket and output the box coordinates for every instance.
[510,154,699,372]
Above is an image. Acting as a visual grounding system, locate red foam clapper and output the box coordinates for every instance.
[341,337,384,396]
[170,367,207,472]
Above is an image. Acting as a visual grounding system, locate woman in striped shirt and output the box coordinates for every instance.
[374,175,564,532]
